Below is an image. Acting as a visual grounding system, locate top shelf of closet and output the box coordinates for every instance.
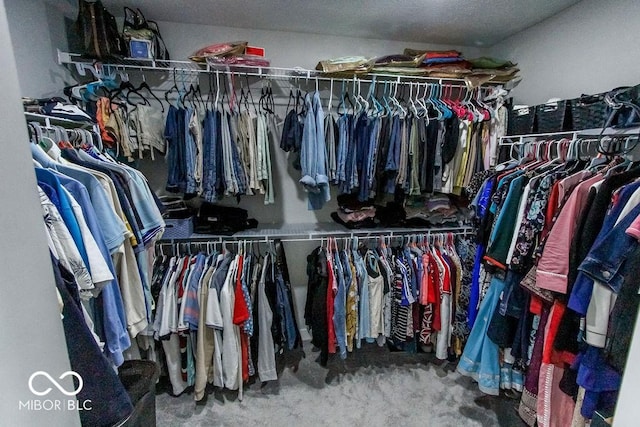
[159,222,474,243]
[57,50,498,87]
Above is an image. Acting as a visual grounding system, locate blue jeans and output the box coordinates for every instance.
[164,105,180,191]
[275,272,298,351]
[336,114,350,185]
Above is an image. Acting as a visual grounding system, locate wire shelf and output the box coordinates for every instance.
[157,222,475,243]
[57,50,506,89]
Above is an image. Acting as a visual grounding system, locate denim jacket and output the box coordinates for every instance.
[569,187,640,314]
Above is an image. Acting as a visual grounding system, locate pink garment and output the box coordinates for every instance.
[536,174,603,294]
[337,207,376,223]
[558,170,591,202]
[420,254,430,305]
[626,212,640,240]
[537,364,576,427]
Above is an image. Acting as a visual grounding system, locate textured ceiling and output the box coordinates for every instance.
[76,0,581,47]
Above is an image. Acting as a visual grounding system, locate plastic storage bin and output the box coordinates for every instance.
[163,216,194,239]
[570,93,610,130]
[507,105,536,135]
[535,100,572,133]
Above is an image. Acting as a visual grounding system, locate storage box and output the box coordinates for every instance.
[162,216,194,239]
[570,93,610,130]
[508,106,536,135]
[535,100,572,133]
[129,38,153,59]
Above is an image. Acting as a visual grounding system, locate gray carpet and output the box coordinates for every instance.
[155,342,525,426]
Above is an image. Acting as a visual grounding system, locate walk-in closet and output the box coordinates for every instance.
[1,1,639,426]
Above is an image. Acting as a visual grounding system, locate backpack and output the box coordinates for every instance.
[122,7,170,60]
[74,0,126,59]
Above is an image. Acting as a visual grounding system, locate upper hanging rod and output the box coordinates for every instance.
[499,126,640,146]
[157,225,475,244]
[58,50,497,90]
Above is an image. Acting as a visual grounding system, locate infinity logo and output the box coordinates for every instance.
[28,371,83,397]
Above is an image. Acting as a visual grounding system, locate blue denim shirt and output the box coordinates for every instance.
[569,193,640,314]
[31,144,127,253]
[300,92,330,209]
[335,114,350,185]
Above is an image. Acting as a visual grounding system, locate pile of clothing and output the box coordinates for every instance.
[405,193,471,227]
[315,56,372,76]
[190,41,270,67]
[23,96,94,122]
[331,194,377,229]
[418,49,468,69]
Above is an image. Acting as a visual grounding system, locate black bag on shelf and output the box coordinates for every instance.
[194,203,258,235]
[535,100,572,133]
[74,0,126,59]
[507,105,536,135]
[570,93,610,130]
[603,85,640,129]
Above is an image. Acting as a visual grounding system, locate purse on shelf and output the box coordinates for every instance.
[74,0,126,59]
[603,85,640,129]
[122,7,170,60]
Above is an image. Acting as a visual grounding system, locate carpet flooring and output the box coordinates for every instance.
[155,342,526,427]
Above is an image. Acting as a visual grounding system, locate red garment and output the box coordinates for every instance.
[425,50,462,59]
[540,181,560,239]
[233,256,250,325]
[530,295,543,315]
[542,301,564,365]
[426,253,439,304]
[326,257,337,354]
[428,253,442,332]
[436,248,452,294]
[240,332,249,382]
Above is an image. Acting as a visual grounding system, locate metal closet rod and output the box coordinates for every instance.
[157,226,475,246]
[498,127,640,146]
[58,50,490,90]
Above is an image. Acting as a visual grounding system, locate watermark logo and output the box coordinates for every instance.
[28,371,83,396]
[19,371,91,412]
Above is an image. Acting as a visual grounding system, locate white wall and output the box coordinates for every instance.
[5,0,73,98]
[0,0,79,424]
[489,0,640,105]
[155,19,483,69]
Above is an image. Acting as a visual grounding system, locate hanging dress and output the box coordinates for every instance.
[456,274,505,395]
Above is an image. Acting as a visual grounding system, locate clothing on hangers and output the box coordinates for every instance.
[458,134,640,425]
[304,233,471,365]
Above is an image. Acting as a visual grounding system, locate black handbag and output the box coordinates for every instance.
[603,85,640,129]
[74,0,126,59]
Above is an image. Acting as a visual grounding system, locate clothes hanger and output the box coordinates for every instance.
[327,78,334,114]
[164,68,180,105]
[133,73,165,112]
[244,74,258,115]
